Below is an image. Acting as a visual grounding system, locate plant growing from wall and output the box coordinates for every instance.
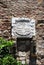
[2,55,22,65]
[2,55,17,65]
[0,37,26,65]
[0,58,2,65]
[0,37,14,58]
[0,46,9,58]
[0,37,14,49]
[17,61,22,65]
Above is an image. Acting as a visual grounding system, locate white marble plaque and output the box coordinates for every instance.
[11,17,36,38]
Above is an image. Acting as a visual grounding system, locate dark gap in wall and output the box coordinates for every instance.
[37,20,44,24]
[30,40,36,65]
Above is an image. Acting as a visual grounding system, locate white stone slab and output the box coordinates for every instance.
[11,17,36,38]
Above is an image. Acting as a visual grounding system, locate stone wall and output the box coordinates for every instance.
[0,0,44,19]
[36,20,44,65]
[0,19,11,40]
[0,0,44,65]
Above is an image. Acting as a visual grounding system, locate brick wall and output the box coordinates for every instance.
[0,0,44,19]
[0,0,44,64]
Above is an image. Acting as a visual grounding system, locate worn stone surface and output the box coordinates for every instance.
[36,20,44,65]
[0,0,44,65]
[17,51,30,64]
[0,0,44,19]
[0,19,11,40]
